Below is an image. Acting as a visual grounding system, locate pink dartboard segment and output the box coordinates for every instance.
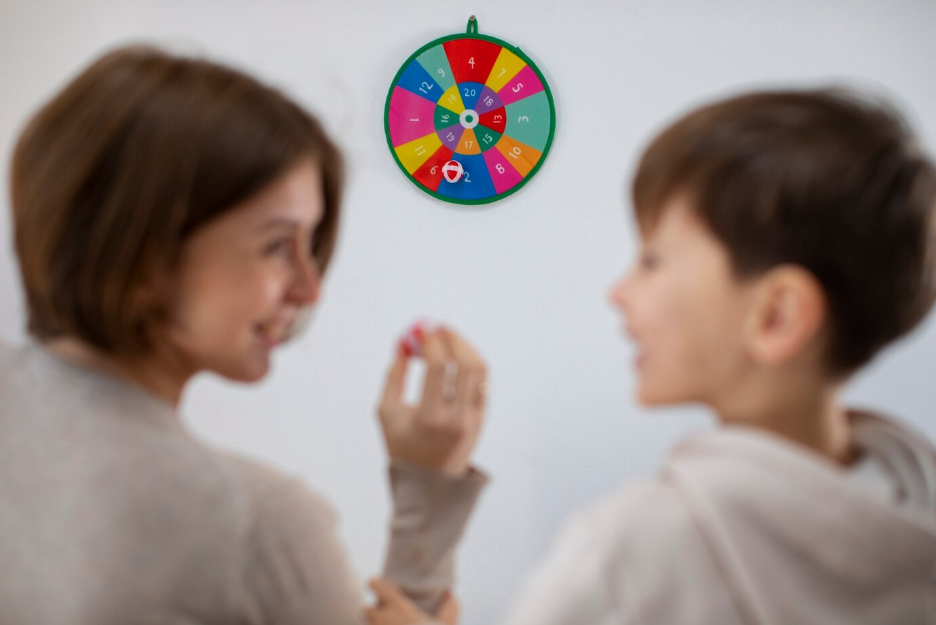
[497,65,544,107]
[389,87,439,146]
[483,147,524,194]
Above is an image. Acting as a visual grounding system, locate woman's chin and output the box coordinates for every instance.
[214,355,271,384]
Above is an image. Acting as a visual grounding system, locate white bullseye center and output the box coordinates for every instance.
[460,109,479,129]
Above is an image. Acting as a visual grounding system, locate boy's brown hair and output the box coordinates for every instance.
[633,89,936,375]
[10,45,343,356]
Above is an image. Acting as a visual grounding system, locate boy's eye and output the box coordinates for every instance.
[639,252,660,270]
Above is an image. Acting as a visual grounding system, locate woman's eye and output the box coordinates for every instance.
[264,239,292,256]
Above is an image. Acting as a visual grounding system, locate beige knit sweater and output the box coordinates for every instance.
[0,340,486,624]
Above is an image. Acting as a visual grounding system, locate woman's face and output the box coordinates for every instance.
[157,159,325,382]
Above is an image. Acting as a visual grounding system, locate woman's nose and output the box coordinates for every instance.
[289,255,321,305]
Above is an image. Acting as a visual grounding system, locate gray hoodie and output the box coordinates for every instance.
[501,412,936,625]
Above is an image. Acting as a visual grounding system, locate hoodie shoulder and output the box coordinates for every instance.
[568,477,743,624]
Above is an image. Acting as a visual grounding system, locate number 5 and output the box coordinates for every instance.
[512,82,524,93]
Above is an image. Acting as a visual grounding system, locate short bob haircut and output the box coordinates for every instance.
[11,45,343,356]
[632,89,936,375]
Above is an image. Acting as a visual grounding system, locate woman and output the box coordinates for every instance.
[0,46,488,624]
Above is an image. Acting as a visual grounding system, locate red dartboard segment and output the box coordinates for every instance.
[412,145,455,191]
[478,108,507,134]
[442,39,502,85]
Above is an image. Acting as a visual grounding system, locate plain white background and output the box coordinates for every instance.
[1,1,935,623]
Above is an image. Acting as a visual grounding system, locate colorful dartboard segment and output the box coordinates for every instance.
[386,23,555,205]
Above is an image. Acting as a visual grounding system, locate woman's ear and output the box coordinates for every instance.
[742,265,828,367]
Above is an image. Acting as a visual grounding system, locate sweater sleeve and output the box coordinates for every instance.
[383,461,488,614]
[234,459,487,625]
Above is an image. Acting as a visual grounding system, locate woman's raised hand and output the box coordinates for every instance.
[377,326,487,476]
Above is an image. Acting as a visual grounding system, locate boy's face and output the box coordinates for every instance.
[609,195,756,407]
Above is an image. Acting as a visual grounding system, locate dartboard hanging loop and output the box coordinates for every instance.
[384,19,556,205]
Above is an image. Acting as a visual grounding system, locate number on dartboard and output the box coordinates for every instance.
[498,67,507,77]
[437,69,445,78]
[512,83,523,93]
[496,163,505,174]
[446,132,456,142]
[416,145,427,156]
[448,94,457,105]
[482,134,493,144]
[518,116,530,123]
[419,81,434,94]
[508,146,521,159]
[494,114,503,122]
[431,166,438,175]
[464,172,471,182]
[464,140,474,149]
[469,56,475,68]
[441,113,450,123]
[484,96,494,107]
[463,87,476,97]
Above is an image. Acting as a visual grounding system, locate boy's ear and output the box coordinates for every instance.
[742,265,827,367]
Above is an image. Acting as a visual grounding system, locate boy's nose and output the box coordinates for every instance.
[609,274,630,312]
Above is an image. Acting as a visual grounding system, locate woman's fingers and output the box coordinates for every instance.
[444,328,486,417]
[378,344,408,421]
[419,329,454,420]
[368,577,406,605]
[435,590,460,625]
[365,578,430,625]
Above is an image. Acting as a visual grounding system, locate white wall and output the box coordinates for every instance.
[2,1,935,623]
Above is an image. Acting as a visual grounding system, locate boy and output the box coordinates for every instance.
[368,89,936,624]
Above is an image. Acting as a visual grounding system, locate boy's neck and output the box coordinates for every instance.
[714,371,854,466]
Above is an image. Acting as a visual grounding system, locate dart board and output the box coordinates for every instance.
[385,17,556,205]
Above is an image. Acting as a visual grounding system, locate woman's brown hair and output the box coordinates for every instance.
[10,45,343,355]
[632,89,936,375]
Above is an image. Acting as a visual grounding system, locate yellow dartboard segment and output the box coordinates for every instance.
[394,133,443,174]
[485,47,526,93]
[438,85,466,115]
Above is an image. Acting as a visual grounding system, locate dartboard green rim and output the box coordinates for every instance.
[384,30,556,206]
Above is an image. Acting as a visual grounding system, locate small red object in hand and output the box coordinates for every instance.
[399,319,438,358]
